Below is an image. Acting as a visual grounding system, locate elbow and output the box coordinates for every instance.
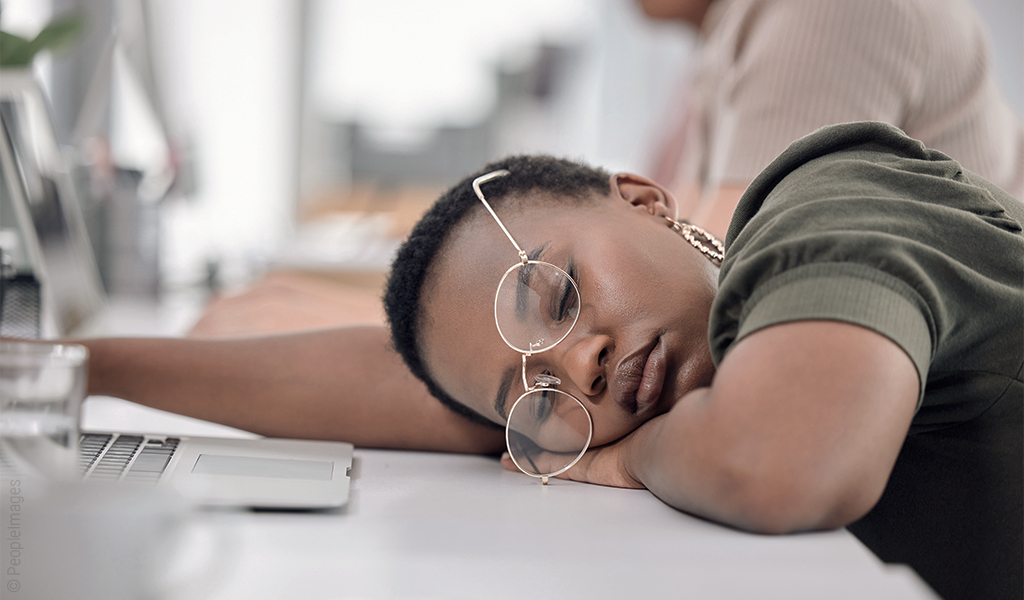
[714,458,888,535]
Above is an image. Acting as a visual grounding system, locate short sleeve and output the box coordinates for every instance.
[709,122,1024,422]
[731,263,933,407]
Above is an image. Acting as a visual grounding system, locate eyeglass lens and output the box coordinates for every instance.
[494,261,580,354]
[506,388,592,477]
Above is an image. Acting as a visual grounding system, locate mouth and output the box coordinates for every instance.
[613,336,666,416]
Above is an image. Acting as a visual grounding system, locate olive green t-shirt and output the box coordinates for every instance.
[709,122,1023,600]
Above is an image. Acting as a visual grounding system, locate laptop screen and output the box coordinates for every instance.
[0,78,105,337]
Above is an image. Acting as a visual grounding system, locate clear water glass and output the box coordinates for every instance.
[0,341,87,480]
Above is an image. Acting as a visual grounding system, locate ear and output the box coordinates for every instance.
[609,173,678,219]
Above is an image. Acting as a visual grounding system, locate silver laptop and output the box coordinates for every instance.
[78,431,353,509]
[1,72,354,510]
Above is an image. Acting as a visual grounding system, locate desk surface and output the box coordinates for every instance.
[82,396,937,600]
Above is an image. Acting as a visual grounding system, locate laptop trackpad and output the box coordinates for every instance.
[192,454,334,480]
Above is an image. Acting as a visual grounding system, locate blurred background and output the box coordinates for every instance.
[1,0,1021,334]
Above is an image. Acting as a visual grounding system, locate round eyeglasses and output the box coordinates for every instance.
[473,170,593,484]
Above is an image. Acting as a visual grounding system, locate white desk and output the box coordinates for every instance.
[82,397,938,600]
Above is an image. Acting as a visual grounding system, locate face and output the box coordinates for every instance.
[419,183,719,447]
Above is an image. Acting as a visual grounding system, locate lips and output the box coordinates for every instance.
[613,337,666,416]
[636,338,667,415]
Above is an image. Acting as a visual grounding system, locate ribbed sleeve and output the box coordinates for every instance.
[710,121,1024,428]
[734,264,933,407]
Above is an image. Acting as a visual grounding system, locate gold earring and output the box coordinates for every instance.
[665,217,724,266]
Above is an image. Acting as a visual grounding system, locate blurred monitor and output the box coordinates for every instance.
[0,73,105,338]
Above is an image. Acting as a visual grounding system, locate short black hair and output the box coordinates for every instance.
[383,154,612,426]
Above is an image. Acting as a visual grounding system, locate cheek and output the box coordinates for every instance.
[426,328,506,415]
[586,233,681,315]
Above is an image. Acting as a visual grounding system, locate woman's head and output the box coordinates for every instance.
[384,155,718,445]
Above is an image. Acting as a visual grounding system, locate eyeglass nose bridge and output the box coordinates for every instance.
[533,373,561,388]
[519,352,566,394]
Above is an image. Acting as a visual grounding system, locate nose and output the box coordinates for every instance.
[555,332,614,398]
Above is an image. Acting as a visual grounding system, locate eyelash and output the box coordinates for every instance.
[556,262,579,322]
[531,373,556,421]
[566,262,578,286]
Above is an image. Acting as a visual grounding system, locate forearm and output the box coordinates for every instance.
[80,326,505,454]
[625,322,919,534]
[627,388,852,533]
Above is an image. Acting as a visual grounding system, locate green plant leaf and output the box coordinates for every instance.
[0,30,33,66]
[0,14,82,67]
[30,15,82,53]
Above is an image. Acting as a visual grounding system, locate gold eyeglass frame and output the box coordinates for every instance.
[472,169,594,484]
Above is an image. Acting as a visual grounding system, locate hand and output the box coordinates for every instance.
[500,418,660,489]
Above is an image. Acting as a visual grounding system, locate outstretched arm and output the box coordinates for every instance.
[531,320,919,533]
[81,325,506,454]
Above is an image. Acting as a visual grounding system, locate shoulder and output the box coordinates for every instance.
[729,0,926,46]
[709,122,1024,401]
[719,0,989,65]
[723,123,1023,272]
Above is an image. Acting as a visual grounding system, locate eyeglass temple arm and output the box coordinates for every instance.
[472,170,528,265]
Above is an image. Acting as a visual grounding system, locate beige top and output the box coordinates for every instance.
[652,0,1024,201]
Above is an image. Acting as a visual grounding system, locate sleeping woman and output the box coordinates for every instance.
[81,122,1022,600]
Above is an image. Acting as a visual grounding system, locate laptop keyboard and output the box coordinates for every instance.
[79,433,181,483]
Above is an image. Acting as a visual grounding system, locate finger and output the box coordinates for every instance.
[502,448,643,489]
[501,451,579,481]
[557,445,645,489]
[503,447,592,481]
[500,452,520,472]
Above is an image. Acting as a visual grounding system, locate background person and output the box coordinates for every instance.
[183,0,1024,345]
[642,0,1024,238]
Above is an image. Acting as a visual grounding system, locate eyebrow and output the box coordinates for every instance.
[494,365,517,423]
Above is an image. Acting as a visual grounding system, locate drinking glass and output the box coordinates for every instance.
[0,340,86,480]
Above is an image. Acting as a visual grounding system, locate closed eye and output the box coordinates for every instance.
[557,261,579,322]
[531,389,554,422]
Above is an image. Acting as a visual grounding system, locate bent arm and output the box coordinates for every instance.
[80,326,505,454]
[628,320,920,533]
